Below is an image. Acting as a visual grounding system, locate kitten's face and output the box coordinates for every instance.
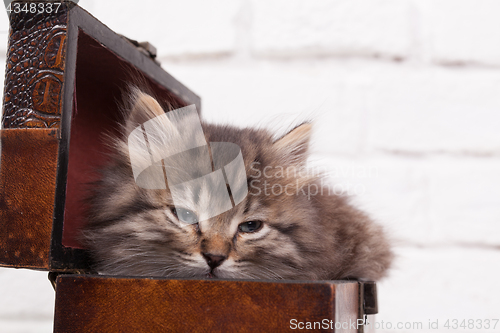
[114,172,319,280]
[84,90,325,280]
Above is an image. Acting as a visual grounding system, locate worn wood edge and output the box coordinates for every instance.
[55,273,360,286]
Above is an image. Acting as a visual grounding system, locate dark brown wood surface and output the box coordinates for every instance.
[0,128,59,268]
[54,275,360,333]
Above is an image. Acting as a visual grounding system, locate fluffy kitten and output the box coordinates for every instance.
[81,88,393,281]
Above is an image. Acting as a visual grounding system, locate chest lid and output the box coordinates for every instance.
[0,1,200,271]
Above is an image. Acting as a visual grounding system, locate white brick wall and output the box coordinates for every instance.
[2,0,500,332]
[0,269,54,331]
[378,246,500,324]
[422,0,500,66]
[251,0,413,59]
[88,0,241,58]
[367,66,500,153]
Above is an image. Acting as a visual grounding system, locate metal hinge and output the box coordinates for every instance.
[362,281,378,315]
[119,34,161,66]
[357,281,379,333]
[48,272,59,290]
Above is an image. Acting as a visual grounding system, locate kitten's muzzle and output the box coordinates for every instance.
[202,253,227,270]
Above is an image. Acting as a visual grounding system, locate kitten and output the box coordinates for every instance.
[81,88,393,281]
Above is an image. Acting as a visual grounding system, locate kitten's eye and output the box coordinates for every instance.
[238,221,263,233]
[172,207,199,224]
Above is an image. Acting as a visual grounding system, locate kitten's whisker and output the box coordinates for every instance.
[259,266,284,280]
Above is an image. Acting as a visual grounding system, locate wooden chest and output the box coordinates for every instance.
[0,2,377,332]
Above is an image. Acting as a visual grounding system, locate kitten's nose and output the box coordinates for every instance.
[202,253,226,269]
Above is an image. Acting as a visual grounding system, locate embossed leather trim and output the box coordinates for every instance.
[2,4,68,128]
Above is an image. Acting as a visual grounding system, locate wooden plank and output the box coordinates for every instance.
[54,275,360,333]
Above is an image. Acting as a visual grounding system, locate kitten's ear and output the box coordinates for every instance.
[273,123,312,165]
[124,88,165,134]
